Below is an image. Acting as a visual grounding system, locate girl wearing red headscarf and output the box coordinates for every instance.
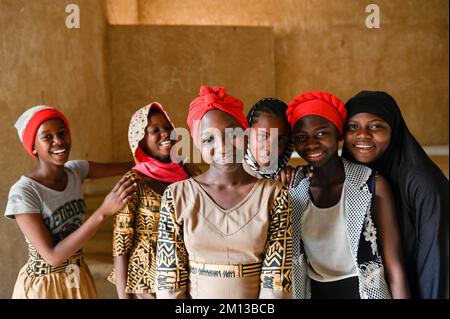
[287,91,410,299]
[155,86,293,299]
[108,102,197,299]
[5,105,136,298]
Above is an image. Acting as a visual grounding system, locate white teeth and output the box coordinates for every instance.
[354,144,374,154]
[160,141,172,146]
[308,152,323,158]
[52,149,66,154]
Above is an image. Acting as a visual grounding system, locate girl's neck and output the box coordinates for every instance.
[202,164,255,186]
[135,170,169,195]
[310,155,345,186]
[156,155,171,164]
[31,161,67,182]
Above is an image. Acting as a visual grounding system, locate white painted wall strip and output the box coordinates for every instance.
[290,145,449,158]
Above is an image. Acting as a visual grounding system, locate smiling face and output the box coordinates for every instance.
[34,118,71,165]
[199,109,245,171]
[249,113,290,168]
[344,112,391,164]
[139,111,174,163]
[292,115,340,168]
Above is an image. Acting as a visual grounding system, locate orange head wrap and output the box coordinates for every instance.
[286,91,347,134]
[187,86,249,145]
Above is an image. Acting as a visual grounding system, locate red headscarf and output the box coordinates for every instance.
[286,91,347,134]
[187,86,249,145]
[14,105,71,159]
[129,102,188,183]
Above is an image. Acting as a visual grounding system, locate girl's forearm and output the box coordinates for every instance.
[386,264,411,299]
[87,161,134,179]
[46,208,109,266]
[114,255,132,299]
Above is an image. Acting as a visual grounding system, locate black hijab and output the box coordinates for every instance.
[342,91,433,177]
[342,91,449,299]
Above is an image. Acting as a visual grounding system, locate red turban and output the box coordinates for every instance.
[187,86,249,144]
[14,105,71,158]
[286,91,347,134]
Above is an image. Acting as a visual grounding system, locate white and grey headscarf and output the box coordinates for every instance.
[245,98,294,179]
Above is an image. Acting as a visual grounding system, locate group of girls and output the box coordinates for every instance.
[5,87,448,299]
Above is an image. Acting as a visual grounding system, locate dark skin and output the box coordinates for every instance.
[293,115,410,298]
[194,109,257,210]
[135,111,176,194]
[15,118,136,268]
[248,112,299,186]
[293,116,345,207]
[28,119,134,185]
[249,113,290,169]
[114,111,199,299]
[137,111,201,180]
[344,112,392,165]
[277,163,313,189]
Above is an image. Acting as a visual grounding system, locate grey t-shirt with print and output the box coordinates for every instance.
[5,160,90,243]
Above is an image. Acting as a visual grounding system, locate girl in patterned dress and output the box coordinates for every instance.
[5,105,136,299]
[286,91,410,299]
[156,86,293,299]
[108,102,197,299]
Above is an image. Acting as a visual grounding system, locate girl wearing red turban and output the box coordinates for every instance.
[156,86,293,299]
[5,105,136,298]
[287,91,410,299]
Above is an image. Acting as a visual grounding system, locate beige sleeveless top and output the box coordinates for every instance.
[156,178,293,299]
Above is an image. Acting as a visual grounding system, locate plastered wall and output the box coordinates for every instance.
[107,25,275,161]
[107,0,449,146]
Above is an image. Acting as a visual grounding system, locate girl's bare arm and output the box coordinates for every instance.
[373,174,411,298]
[15,176,135,267]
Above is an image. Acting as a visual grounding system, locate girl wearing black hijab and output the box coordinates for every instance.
[342,91,449,299]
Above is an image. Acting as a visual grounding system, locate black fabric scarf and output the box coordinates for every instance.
[342,91,427,178]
